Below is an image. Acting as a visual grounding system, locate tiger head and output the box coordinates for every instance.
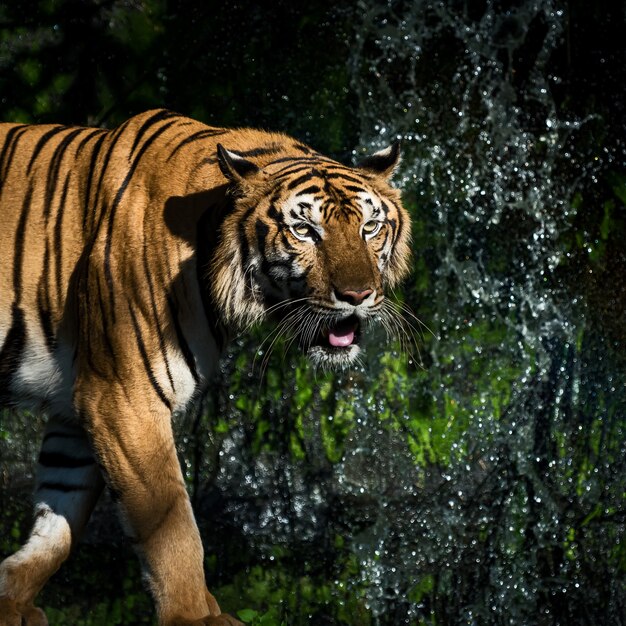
[210,142,411,368]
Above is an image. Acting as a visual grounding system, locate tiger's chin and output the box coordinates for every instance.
[306,343,362,369]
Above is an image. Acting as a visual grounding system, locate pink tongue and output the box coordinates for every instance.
[328,327,355,347]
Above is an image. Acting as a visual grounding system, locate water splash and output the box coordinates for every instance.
[343,1,626,624]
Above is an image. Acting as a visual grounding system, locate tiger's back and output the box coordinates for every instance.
[0,110,410,626]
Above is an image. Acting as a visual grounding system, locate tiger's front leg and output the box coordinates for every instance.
[76,378,240,626]
[0,417,105,626]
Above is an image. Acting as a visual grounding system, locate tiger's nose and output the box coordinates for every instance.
[334,288,374,306]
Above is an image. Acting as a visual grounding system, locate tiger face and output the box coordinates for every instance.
[211,142,411,368]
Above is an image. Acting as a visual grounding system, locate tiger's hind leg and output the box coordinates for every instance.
[0,417,105,626]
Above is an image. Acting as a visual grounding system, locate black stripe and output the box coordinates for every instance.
[130,109,177,156]
[269,156,311,168]
[345,185,366,194]
[165,128,227,162]
[255,218,270,253]
[0,304,26,403]
[128,304,172,411]
[85,123,127,241]
[82,272,116,379]
[13,182,34,299]
[326,172,369,185]
[388,217,397,238]
[254,218,292,291]
[142,243,174,390]
[267,203,285,224]
[379,230,391,255]
[269,155,337,171]
[95,273,116,361]
[82,131,108,231]
[75,128,107,157]
[0,125,26,171]
[296,185,322,196]
[338,204,361,221]
[294,143,313,154]
[272,163,316,179]
[395,200,403,238]
[237,205,257,279]
[324,179,349,203]
[387,198,401,245]
[54,173,71,307]
[0,125,29,196]
[230,144,282,158]
[26,125,68,174]
[166,294,200,384]
[104,119,178,316]
[37,249,56,353]
[38,451,95,468]
[42,127,85,220]
[280,230,295,251]
[287,171,316,190]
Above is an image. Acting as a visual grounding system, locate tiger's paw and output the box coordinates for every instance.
[0,598,48,626]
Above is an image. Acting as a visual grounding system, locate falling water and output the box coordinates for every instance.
[346,2,625,624]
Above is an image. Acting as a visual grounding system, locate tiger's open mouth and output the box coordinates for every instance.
[317,315,360,348]
[265,303,365,369]
[307,314,362,368]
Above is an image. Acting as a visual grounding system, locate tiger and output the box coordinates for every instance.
[0,109,411,625]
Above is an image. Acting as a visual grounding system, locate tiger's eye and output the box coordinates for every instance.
[362,220,381,236]
[291,223,313,239]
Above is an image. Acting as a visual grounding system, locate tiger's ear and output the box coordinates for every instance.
[358,141,401,179]
[217,144,260,182]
